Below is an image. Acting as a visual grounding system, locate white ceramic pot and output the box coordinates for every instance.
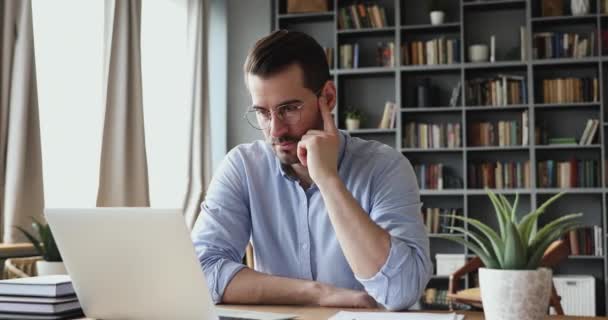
[479,267,552,320]
[571,0,590,16]
[468,44,489,62]
[345,118,360,130]
[36,260,67,276]
[430,11,445,25]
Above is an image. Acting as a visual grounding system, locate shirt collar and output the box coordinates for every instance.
[277,130,348,181]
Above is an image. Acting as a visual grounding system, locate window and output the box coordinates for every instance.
[33,0,190,208]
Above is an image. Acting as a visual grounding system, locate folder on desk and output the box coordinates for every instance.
[329,311,465,320]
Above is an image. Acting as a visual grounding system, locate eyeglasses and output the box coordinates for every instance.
[244,102,304,130]
[244,87,324,130]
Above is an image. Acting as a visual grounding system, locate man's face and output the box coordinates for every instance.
[246,64,327,165]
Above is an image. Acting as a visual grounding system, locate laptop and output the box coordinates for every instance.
[45,208,295,320]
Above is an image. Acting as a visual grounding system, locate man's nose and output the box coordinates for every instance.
[269,114,288,137]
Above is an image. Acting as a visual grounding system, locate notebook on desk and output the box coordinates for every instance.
[329,311,465,320]
[45,208,297,320]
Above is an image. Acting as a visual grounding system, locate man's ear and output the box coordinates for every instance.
[320,80,337,113]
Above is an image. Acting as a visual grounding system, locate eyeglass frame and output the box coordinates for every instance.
[243,86,325,130]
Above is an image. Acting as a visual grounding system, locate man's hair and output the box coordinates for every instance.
[244,30,330,92]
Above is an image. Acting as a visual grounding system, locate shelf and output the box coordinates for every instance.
[429,233,465,238]
[431,275,450,279]
[401,147,463,153]
[465,104,528,111]
[535,144,600,150]
[568,255,605,260]
[531,14,598,25]
[534,102,600,109]
[277,11,334,21]
[467,189,531,195]
[462,0,526,10]
[346,128,396,135]
[337,26,396,35]
[335,67,396,75]
[402,107,462,113]
[467,145,529,151]
[401,64,462,72]
[400,22,461,31]
[464,61,526,69]
[532,57,599,66]
[536,188,604,194]
[420,190,465,196]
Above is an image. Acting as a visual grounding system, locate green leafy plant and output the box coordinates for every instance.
[345,108,363,120]
[16,218,62,262]
[439,189,582,270]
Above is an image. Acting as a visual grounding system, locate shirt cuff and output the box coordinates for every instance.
[354,236,409,305]
[211,259,247,303]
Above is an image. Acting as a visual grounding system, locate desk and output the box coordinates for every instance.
[79,305,608,320]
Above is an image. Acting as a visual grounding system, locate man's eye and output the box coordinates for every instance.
[255,110,270,117]
[281,105,299,112]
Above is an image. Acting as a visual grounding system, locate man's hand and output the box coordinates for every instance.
[318,284,378,308]
[297,96,340,186]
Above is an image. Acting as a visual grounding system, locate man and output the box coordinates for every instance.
[191,30,431,311]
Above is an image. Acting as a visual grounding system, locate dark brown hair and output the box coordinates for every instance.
[244,30,330,92]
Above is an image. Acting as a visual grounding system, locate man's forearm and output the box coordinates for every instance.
[222,268,321,305]
[317,175,391,279]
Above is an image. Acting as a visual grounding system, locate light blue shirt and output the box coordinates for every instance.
[191,131,432,310]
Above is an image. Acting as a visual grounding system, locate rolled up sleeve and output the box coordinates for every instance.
[190,149,251,304]
[356,153,432,310]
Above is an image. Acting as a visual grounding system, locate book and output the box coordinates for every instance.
[0,299,80,315]
[0,276,74,298]
[0,310,84,320]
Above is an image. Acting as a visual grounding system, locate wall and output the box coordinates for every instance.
[226,0,271,149]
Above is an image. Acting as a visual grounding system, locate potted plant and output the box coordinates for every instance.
[345,108,363,130]
[429,0,445,25]
[17,218,66,276]
[440,189,582,320]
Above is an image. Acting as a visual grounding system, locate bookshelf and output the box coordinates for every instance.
[274,0,608,314]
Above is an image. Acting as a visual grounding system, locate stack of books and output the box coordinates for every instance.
[468,161,531,189]
[404,122,462,149]
[0,275,82,319]
[566,226,603,257]
[402,38,461,66]
[466,75,527,106]
[338,3,388,30]
[533,31,595,59]
[421,207,462,234]
[541,77,599,103]
[537,159,600,188]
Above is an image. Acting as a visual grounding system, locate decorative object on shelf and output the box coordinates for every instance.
[417,78,431,107]
[490,35,496,63]
[430,11,445,25]
[570,0,590,16]
[440,190,583,320]
[541,0,564,16]
[286,0,328,14]
[16,218,66,276]
[468,44,489,62]
[344,108,362,130]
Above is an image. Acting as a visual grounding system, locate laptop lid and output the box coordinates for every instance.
[45,208,218,320]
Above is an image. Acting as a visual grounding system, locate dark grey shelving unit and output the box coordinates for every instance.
[274,0,608,314]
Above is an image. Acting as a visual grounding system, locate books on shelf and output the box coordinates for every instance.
[468,111,529,147]
[579,119,600,145]
[404,122,461,149]
[533,32,595,59]
[466,75,527,106]
[338,3,388,30]
[378,101,397,129]
[548,137,577,145]
[414,163,462,190]
[421,208,462,234]
[541,77,599,104]
[402,38,461,66]
[603,0,608,14]
[468,161,531,189]
[324,47,334,69]
[541,0,564,16]
[449,81,462,107]
[377,42,395,67]
[537,159,600,188]
[565,226,603,256]
[339,43,358,68]
[0,275,82,319]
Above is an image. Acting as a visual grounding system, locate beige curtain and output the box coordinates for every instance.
[183,0,211,228]
[97,0,150,207]
[0,0,45,242]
